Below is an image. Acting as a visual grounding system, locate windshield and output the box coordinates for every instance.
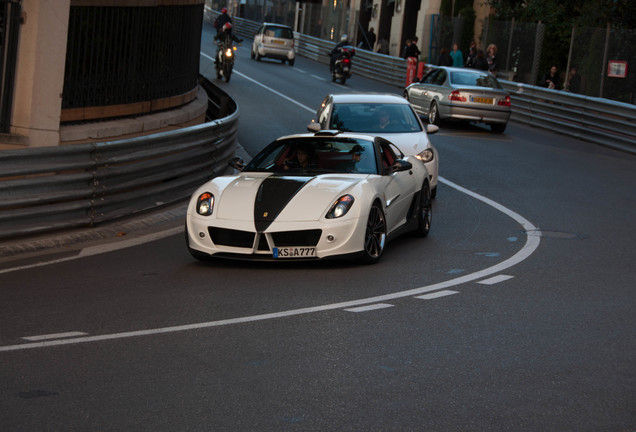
[450,71,502,89]
[244,137,378,175]
[329,103,423,134]
[264,26,293,39]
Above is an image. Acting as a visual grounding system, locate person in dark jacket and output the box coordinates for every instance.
[542,65,561,90]
[330,34,351,73]
[566,66,582,93]
[404,37,421,60]
[473,49,489,71]
[214,8,231,34]
[437,48,453,66]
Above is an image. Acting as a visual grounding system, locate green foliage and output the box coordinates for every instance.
[487,0,635,83]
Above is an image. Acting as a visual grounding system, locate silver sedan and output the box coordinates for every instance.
[405,66,511,133]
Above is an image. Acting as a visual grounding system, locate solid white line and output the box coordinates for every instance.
[23,332,88,341]
[478,275,514,285]
[0,178,541,353]
[200,51,315,113]
[415,290,459,300]
[233,70,316,113]
[344,303,394,313]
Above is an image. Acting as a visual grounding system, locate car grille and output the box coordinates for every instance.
[209,227,255,248]
[208,228,322,249]
[271,230,322,247]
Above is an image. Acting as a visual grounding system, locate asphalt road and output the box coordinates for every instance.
[0,22,634,431]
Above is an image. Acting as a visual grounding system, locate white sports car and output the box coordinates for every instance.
[307,93,440,197]
[186,131,433,263]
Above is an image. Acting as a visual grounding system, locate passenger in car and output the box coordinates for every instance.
[284,144,317,170]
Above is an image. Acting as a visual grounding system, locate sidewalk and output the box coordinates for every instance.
[0,201,187,270]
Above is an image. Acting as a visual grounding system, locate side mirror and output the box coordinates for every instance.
[307,122,320,132]
[426,124,439,134]
[387,159,412,174]
[228,156,246,171]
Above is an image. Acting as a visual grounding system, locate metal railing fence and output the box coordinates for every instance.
[204,8,407,87]
[204,8,635,154]
[0,77,238,240]
[501,82,636,154]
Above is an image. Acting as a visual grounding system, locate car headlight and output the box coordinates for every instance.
[326,195,355,219]
[415,149,434,163]
[196,192,214,216]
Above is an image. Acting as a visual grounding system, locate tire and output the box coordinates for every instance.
[255,51,261,61]
[431,186,437,199]
[223,63,232,83]
[360,202,387,264]
[281,59,286,64]
[289,58,295,66]
[412,182,432,237]
[428,101,440,125]
[340,75,347,85]
[490,122,507,133]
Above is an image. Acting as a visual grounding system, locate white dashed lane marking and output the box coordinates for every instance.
[344,303,394,313]
[478,275,515,285]
[415,290,459,300]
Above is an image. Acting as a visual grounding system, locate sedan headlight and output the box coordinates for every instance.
[196,192,214,216]
[326,195,355,219]
[415,149,434,163]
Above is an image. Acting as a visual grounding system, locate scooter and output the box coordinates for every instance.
[331,46,356,84]
[215,40,238,83]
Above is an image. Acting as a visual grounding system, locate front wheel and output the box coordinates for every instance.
[223,63,233,83]
[428,101,440,125]
[340,75,347,85]
[360,203,387,264]
[412,182,432,237]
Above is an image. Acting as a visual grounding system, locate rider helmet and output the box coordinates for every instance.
[221,7,227,13]
[340,34,349,42]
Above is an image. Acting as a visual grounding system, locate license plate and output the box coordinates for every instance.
[472,97,493,104]
[271,39,285,45]
[273,247,316,258]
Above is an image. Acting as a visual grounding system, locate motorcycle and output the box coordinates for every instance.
[215,39,238,83]
[330,45,356,84]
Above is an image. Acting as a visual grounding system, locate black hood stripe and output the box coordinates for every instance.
[254,176,314,232]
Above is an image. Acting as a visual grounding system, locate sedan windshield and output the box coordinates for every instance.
[330,103,423,134]
[244,137,378,175]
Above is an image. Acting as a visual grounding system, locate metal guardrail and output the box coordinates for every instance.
[205,9,408,88]
[0,76,239,240]
[500,81,636,155]
[207,8,635,153]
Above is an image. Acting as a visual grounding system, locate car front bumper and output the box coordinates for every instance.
[186,213,366,260]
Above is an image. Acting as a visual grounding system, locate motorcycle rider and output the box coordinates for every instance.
[214,22,242,67]
[214,8,232,35]
[330,34,351,74]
